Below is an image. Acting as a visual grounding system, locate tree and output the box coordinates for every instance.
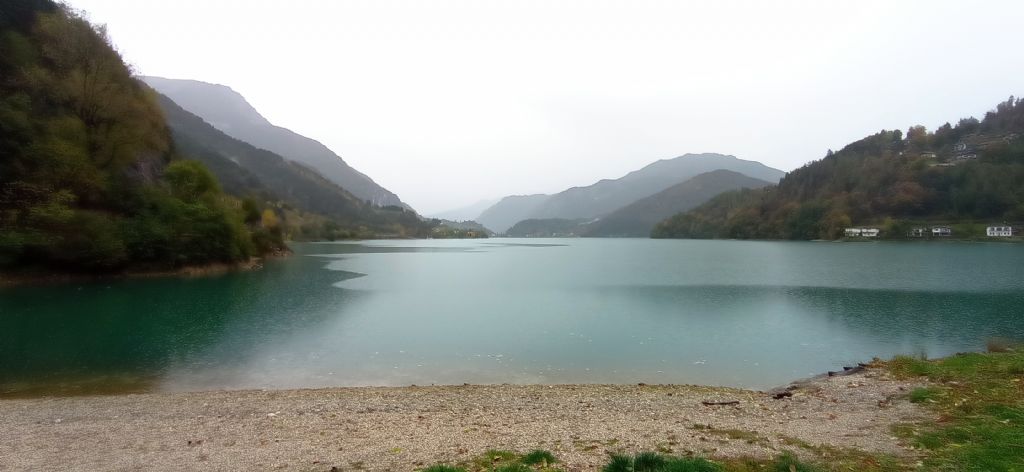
[164,160,220,201]
[260,208,279,230]
[907,125,929,150]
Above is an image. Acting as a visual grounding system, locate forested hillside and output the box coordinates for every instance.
[506,218,592,237]
[142,77,409,209]
[653,98,1024,240]
[0,1,281,272]
[156,94,433,240]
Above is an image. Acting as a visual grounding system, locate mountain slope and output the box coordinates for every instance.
[142,76,408,209]
[429,198,500,222]
[530,153,784,221]
[477,153,784,233]
[0,1,272,272]
[476,194,551,234]
[154,93,431,238]
[653,98,1024,240]
[583,170,772,237]
[506,218,591,237]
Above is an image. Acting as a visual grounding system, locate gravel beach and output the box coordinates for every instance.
[0,367,928,471]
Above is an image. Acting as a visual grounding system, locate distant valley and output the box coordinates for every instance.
[474,153,784,235]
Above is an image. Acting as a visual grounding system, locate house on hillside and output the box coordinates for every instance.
[920,151,937,159]
[932,226,952,237]
[908,227,928,237]
[845,227,879,238]
[953,141,979,160]
[987,226,1013,237]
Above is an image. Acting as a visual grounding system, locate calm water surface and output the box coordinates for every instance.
[2,239,1023,395]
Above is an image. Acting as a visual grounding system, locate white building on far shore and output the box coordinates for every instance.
[845,227,879,238]
[987,226,1013,237]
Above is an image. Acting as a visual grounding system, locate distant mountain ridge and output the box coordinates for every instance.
[153,92,432,238]
[583,170,773,237]
[477,194,551,234]
[142,76,408,209]
[477,153,784,233]
[429,198,500,222]
[155,93,364,218]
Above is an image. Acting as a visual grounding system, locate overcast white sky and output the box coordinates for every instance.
[68,0,1024,214]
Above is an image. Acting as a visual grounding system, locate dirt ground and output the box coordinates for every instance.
[0,367,928,471]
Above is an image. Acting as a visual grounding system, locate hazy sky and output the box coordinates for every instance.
[68,0,1024,214]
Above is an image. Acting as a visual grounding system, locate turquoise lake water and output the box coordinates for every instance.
[1,239,1022,395]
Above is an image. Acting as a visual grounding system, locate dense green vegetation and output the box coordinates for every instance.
[155,93,436,240]
[0,0,285,272]
[653,98,1024,240]
[0,0,471,276]
[505,218,592,237]
[143,76,409,208]
[430,220,491,238]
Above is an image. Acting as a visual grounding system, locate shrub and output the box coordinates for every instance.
[602,453,721,472]
[520,449,557,466]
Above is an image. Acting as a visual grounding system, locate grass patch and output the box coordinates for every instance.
[434,449,565,472]
[908,387,941,403]
[884,349,1024,470]
[773,437,904,471]
[520,450,557,467]
[603,452,722,472]
[423,466,466,472]
[469,449,518,470]
[768,452,819,472]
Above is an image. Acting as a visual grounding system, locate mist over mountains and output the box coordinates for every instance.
[476,153,784,233]
[142,77,408,209]
[583,170,773,237]
[428,198,500,222]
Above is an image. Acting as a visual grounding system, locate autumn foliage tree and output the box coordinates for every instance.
[0,0,265,272]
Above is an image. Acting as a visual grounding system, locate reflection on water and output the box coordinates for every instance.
[1,239,1022,395]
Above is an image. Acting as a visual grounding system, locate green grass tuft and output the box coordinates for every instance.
[633,452,668,471]
[769,452,820,472]
[520,449,557,466]
[908,386,941,403]
[601,453,721,472]
[422,465,466,472]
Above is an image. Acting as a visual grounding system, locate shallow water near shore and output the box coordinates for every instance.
[2,238,1023,396]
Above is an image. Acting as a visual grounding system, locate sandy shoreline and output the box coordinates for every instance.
[0,367,928,471]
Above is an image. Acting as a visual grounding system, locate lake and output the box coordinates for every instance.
[2,239,1022,396]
